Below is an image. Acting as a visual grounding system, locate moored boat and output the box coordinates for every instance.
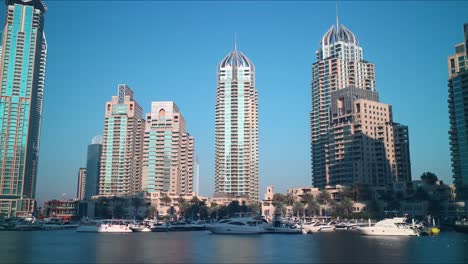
[206,216,271,234]
[357,217,418,236]
[454,220,468,234]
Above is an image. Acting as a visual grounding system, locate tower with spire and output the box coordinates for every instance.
[214,40,259,201]
[310,14,411,188]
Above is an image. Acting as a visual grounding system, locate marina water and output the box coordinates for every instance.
[1,230,467,263]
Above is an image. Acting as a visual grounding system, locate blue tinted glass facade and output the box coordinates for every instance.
[0,1,47,217]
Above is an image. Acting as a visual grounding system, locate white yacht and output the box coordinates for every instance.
[302,221,336,234]
[357,217,419,236]
[97,219,133,233]
[207,217,271,234]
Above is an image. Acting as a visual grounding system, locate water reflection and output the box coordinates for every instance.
[0,230,467,263]
[315,232,411,263]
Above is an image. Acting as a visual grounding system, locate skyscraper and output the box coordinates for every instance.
[0,0,47,217]
[448,23,468,204]
[142,101,194,196]
[84,135,102,199]
[99,84,144,196]
[311,18,410,188]
[214,44,259,201]
[76,168,86,200]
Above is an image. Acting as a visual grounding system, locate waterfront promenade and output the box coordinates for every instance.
[0,230,467,263]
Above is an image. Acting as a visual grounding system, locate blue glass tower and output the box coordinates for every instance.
[448,24,468,207]
[0,0,47,217]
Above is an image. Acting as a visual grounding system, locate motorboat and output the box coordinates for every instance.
[454,219,468,233]
[150,222,169,232]
[357,217,419,236]
[168,221,205,231]
[41,218,79,230]
[206,216,271,234]
[96,219,133,233]
[130,224,151,232]
[264,219,302,234]
[302,221,336,234]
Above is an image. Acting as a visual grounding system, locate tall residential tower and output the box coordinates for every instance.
[310,19,410,188]
[448,23,468,205]
[142,101,194,196]
[214,44,259,201]
[99,85,144,196]
[0,0,47,217]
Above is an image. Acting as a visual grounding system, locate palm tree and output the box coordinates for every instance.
[272,193,285,206]
[306,199,320,217]
[160,195,172,207]
[284,193,295,206]
[190,196,201,205]
[317,190,331,205]
[341,198,354,217]
[176,196,186,206]
[292,201,304,218]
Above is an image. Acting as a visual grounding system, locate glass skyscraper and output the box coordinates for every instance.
[448,24,468,204]
[84,135,102,200]
[214,45,259,201]
[0,0,47,217]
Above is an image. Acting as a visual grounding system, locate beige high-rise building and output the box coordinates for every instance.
[328,87,411,186]
[99,84,144,196]
[76,168,86,200]
[215,44,259,201]
[312,18,411,188]
[142,102,194,196]
[311,20,376,188]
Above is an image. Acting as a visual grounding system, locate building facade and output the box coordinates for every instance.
[214,45,259,201]
[310,19,410,188]
[310,20,376,188]
[43,199,79,221]
[84,136,102,199]
[142,101,194,196]
[76,168,86,200]
[99,84,144,196]
[448,24,468,205]
[0,0,47,217]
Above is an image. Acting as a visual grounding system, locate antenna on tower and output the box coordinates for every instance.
[336,1,339,29]
[234,32,238,51]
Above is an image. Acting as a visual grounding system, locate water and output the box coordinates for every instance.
[1,230,467,263]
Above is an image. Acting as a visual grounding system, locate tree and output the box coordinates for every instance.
[341,198,354,217]
[112,197,126,218]
[339,187,355,201]
[176,196,186,206]
[365,199,380,218]
[146,205,157,219]
[190,196,201,205]
[317,190,331,205]
[292,202,304,218]
[306,199,320,217]
[284,193,295,206]
[160,195,172,207]
[421,172,438,185]
[272,193,285,206]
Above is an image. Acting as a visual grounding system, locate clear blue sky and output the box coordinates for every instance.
[2,1,466,203]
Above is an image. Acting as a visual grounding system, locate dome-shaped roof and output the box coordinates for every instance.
[320,24,359,46]
[218,49,254,70]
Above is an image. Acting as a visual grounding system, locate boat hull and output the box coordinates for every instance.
[454,222,468,234]
[206,225,266,234]
[358,227,418,236]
